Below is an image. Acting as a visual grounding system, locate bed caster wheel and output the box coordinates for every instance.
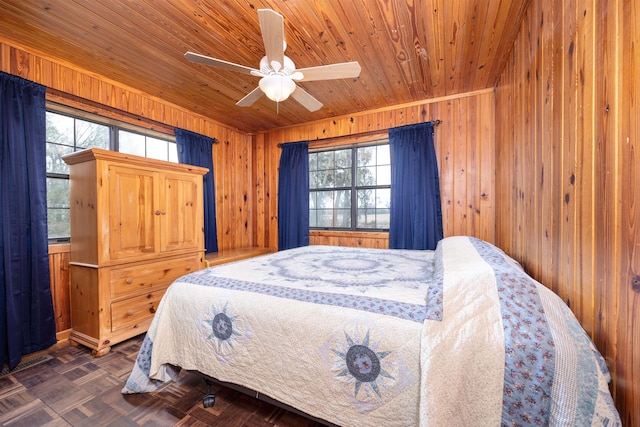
[202,378,216,408]
[203,393,216,408]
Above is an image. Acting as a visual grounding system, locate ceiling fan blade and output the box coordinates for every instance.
[290,86,323,112]
[297,62,362,82]
[258,9,285,69]
[236,87,264,107]
[185,52,256,75]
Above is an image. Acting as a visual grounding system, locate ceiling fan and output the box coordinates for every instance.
[184,8,361,112]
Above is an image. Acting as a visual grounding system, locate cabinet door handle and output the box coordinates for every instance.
[155,210,161,215]
[126,278,133,284]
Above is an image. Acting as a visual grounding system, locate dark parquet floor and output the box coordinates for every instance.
[0,335,326,426]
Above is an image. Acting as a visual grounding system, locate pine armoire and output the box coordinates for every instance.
[63,148,207,356]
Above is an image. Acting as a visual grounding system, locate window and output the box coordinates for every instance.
[309,142,391,231]
[119,130,178,162]
[45,106,177,242]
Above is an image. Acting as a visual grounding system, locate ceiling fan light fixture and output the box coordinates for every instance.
[185,9,360,112]
[259,74,296,102]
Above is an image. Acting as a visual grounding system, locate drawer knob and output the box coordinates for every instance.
[149,306,156,314]
[126,278,133,284]
[186,266,192,271]
[127,310,135,317]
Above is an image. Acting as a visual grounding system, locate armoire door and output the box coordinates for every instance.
[108,164,159,260]
[159,172,202,253]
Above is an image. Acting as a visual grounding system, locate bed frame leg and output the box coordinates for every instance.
[202,378,216,408]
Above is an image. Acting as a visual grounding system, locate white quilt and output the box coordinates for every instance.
[122,236,620,427]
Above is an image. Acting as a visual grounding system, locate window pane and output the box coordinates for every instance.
[309,209,317,227]
[317,151,335,170]
[357,208,377,228]
[46,112,74,146]
[377,165,391,186]
[357,166,376,186]
[168,142,178,163]
[46,144,72,174]
[317,210,334,228]
[335,209,351,228]
[47,177,69,208]
[334,168,351,187]
[147,137,168,161]
[357,146,376,167]
[318,190,334,208]
[47,208,70,240]
[376,188,391,208]
[334,189,351,209]
[357,189,375,208]
[376,208,390,229]
[76,120,109,149]
[317,170,336,189]
[119,130,145,156]
[356,188,391,229]
[335,149,351,168]
[309,152,318,171]
[310,170,320,189]
[377,145,390,165]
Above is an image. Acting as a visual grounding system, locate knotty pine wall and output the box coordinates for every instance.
[495,1,638,423]
[255,89,497,251]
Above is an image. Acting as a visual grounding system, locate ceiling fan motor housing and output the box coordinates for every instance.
[259,55,296,75]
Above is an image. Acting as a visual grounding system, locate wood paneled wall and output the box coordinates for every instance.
[495,1,638,424]
[256,89,497,251]
[309,231,390,248]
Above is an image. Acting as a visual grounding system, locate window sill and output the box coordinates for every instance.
[48,243,71,254]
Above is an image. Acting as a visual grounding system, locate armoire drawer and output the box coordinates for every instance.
[111,291,164,332]
[110,254,200,298]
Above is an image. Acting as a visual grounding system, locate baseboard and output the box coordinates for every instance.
[56,328,71,342]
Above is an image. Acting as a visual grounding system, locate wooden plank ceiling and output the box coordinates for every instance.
[0,0,529,132]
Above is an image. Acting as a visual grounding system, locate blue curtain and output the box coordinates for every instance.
[278,141,309,250]
[175,128,218,253]
[0,72,56,369]
[389,122,443,250]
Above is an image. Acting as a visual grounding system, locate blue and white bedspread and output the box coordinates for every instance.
[122,236,620,427]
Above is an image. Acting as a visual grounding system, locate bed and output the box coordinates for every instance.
[122,236,620,426]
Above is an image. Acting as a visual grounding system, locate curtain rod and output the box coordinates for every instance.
[277,119,441,148]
